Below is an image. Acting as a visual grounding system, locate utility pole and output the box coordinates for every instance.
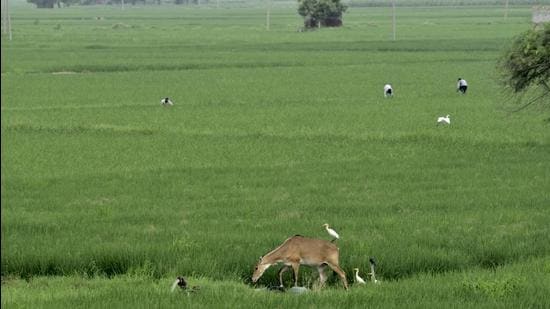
[121,0,124,10]
[392,0,396,41]
[266,0,271,31]
[2,0,6,34]
[2,0,12,41]
[504,0,509,19]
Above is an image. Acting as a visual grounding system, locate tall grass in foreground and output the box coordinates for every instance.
[3,257,550,308]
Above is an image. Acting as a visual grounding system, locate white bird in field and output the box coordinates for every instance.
[353,268,366,285]
[437,114,450,125]
[161,97,174,106]
[322,223,340,242]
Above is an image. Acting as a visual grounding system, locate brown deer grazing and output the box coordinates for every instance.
[251,235,348,289]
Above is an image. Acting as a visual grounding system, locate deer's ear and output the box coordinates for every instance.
[259,256,263,260]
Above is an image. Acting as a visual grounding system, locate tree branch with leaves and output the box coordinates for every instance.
[498,23,550,110]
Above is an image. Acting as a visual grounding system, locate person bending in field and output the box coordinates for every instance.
[384,84,393,98]
[161,97,174,106]
[457,78,468,94]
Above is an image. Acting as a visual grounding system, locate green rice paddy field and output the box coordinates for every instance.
[1,3,550,308]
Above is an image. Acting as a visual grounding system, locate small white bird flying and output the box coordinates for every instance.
[354,268,366,284]
[161,97,174,106]
[437,114,450,125]
[323,223,340,242]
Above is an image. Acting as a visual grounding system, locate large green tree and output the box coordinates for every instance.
[499,23,550,110]
[27,0,79,8]
[298,0,347,28]
[27,0,56,8]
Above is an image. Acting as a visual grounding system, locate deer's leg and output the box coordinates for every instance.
[317,264,328,286]
[291,263,300,287]
[326,263,348,290]
[278,265,290,287]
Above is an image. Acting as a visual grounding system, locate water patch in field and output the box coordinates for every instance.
[6,123,156,136]
[112,23,131,29]
[1,102,152,111]
[51,71,79,75]
[42,61,308,74]
[84,45,109,50]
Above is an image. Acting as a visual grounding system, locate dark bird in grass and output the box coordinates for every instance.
[369,257,376,268]
[171,276,187,292]
[368,257,380,284]
[171,276,201,293]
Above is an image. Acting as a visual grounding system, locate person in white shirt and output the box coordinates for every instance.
[161,97,174,106]
[457,78,468,94]
[384,84,393,98]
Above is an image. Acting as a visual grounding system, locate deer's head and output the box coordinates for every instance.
[251,256,271,283]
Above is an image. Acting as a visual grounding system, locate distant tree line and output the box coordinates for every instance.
[27,0,209,8]
[349,0,541,7]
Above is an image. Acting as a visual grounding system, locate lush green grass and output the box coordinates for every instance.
[3,257,550,308]
[2,4,550,308]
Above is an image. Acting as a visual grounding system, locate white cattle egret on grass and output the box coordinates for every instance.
[353,268,366,284]
[161,97,174,106]
[437,115,450,125]
[322,223,340,242]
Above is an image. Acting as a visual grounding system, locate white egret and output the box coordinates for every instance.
[437,115,450,125]
[353,268,366,284]
[322,223,340,242]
